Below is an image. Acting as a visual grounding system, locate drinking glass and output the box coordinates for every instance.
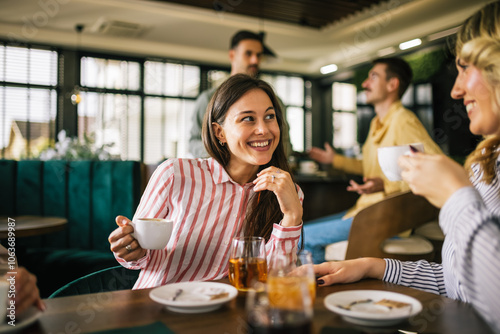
[246,280,313,334]
[228,236,267,291]
[267,250,316,309]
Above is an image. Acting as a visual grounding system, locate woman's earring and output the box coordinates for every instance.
[219,140,225,146]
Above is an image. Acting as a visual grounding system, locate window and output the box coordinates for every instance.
[261,74,305,152]
[143,61,199,163]
[332,82,358,154]
[207,70,230,89]
[1,44,306,162]
[79,57,142,161]
[0,44,58,159]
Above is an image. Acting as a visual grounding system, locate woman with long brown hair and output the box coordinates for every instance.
[109,74,303,289]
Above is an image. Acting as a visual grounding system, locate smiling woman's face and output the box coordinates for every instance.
[212,88,280,170]
[451,58,499,136]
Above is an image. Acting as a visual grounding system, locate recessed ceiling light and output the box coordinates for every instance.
[399,38,422,50]
[320,64,338,74]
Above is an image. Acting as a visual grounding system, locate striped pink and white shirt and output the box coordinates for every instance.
[116,158,303,289]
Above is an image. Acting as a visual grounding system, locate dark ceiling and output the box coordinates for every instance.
[153,0,386,29]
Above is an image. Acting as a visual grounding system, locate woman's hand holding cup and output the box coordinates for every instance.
[108,215,146,261]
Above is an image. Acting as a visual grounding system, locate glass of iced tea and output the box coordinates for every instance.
[246,279,313,334]
[267,250,316,309]
[228,236,267,291]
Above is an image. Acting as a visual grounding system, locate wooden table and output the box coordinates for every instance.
[0,215,67,238]
[19,279,493,334]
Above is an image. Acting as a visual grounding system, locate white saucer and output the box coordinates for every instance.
[149,281,238,314]
[324,290,422,327]
[0,306,42,333]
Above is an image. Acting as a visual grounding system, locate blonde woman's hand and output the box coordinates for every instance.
[399,153,471,208]
[108,215,147,261]
[253,167,302,227]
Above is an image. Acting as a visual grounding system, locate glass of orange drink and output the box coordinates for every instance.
[228,236,267,292]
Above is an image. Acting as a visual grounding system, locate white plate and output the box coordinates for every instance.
[0,306,42,333]
[324,290,422,327]
[149,281,238,313]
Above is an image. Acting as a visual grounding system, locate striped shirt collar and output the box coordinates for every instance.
[206,157,255,188]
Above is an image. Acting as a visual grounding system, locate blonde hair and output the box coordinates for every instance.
[457,2,500,183]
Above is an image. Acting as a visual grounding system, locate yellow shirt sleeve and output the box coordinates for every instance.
[332,154,363,175]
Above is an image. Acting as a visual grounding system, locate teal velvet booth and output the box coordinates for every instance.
[0,159,142,297]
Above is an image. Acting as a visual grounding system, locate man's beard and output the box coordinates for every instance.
[247,66,259,77]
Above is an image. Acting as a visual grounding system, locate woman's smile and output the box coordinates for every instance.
[248,139,272,150]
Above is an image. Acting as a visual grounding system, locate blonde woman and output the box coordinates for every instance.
[313,2,500,332]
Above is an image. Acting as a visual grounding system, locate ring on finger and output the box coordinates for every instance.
[125,244,133,252]
[271,175,275,183]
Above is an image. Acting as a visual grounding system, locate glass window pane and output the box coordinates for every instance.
[208,70,229,89]
[287,107,304,152]
[401,84,414,106]
[5,47,28,83]
[288,77,304,106]
[144,97,195,164]
[274,76,289,104]
[144,61,163,95]
[165,63,182,96]
[81,57,104,88]
[0,45,4,81]
[127,61,140,91]
[144,97,163,164]
[416,84,432,104]
[1,86,56,159]
[182,65,200,97]
[416,107,434,135]
[81,57,140,90]
[29,48,58,86]
[332,82,356,111]
[333,112,357,151]
[77,92,141,161]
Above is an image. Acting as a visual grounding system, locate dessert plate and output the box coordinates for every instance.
[149,281,238,313]
[324,290,422,326]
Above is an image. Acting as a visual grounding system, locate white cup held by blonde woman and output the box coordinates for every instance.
[378,143,424,181]
[130,218,173,250]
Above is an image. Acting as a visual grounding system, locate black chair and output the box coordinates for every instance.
[49,265,140,298]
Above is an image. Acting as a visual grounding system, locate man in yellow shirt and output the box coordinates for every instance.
[305,57,442,263]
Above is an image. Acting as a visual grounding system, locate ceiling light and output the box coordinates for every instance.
[320,64,338,74]
[399,38,422,50]
[377,47,396,57]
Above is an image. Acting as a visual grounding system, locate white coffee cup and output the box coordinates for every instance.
[378,143,424,181]
[0,278,8,324]
[299,160,318,175]
[130,218,173,250]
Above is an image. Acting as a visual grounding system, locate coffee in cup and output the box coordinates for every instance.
[130,218,173,250]
[377,143,424,181]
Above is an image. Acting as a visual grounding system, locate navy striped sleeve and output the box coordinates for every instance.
[383,258,446,296]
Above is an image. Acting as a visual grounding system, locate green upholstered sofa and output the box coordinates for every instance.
[0,159,142,297]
